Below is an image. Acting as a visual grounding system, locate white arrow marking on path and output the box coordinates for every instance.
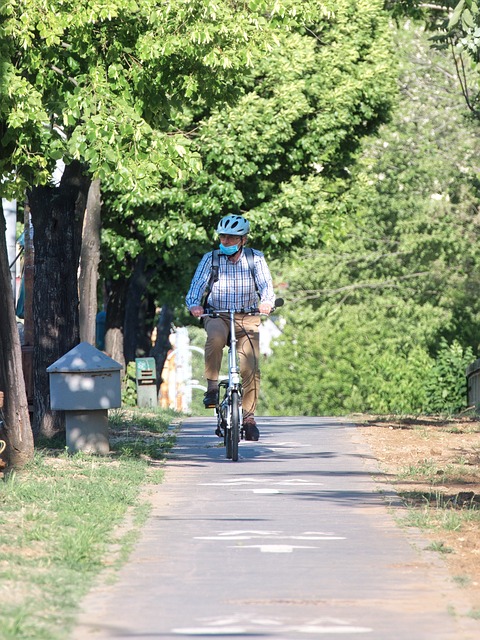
[173,615,372,636]
[195,530,280,541]
[173,624,372,636]
[251,488,280,494]
[201,477,324,487]
[200,477,264,486]
[220,529,281,536]
[236,544,318,553]
[288,531,342,539]
[173,627,247,635]
[195,530,344,542]
[290,624,372,634]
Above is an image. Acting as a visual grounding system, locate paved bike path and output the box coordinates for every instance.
[73,417,478,639]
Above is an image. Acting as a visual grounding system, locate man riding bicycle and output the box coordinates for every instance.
[186,215,276,441]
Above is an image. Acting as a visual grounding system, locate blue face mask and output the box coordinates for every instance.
[219,243,239,256]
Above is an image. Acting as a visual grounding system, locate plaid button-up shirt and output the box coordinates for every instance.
[186,248,275,311]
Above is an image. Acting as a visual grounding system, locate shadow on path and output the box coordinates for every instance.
[72,416,479,640]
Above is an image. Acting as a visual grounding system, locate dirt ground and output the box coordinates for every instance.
[356,415,480,611]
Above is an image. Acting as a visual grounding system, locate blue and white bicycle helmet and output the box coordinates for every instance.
[216,214,250,236]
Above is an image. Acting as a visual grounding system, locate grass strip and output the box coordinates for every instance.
[0,407,179,640]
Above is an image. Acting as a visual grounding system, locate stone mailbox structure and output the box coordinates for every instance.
[47,342,123,454]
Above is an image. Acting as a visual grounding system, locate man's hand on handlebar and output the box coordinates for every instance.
[258,302,272,315]
[190,305,204,318]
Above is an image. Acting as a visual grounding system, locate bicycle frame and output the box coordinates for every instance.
[217,309,243,460]
[203,307,251,460]
[226,309,241,388]
[202,299,282,460]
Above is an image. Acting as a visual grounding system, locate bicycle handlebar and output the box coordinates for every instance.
[201,298,284,318]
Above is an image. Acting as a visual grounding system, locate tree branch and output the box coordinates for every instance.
[449,39,480,118]
[419,3,450,11]
[50,65,79,87]
[291,271,432,302]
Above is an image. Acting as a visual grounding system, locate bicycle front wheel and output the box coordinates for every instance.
[228,390,240,462]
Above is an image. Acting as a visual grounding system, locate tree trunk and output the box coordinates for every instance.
[0,204,34,468]
[151,305,174,391]
[104,276,128,372]
[22,203,34,412]
[79,179,102,345]
[137,292,156,358]
[29,161,89,438]
[124,256,155,364]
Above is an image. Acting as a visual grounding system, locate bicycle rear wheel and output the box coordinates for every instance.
[229,390,240,461]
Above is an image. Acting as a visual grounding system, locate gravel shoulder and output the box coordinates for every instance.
[356,414,480,613]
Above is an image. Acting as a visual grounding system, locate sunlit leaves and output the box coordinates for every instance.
[96,0,397,314]
[1,0,397,313]
[260,23,480,416]
[1,0,312,200]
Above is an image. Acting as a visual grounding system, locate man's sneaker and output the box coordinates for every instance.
[243,417,259,441]
[203,389,218,408]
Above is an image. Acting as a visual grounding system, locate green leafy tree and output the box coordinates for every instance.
[100,0,397,375]
[0,0,306,442]
[260,22,480,416]
[1,0,303,197]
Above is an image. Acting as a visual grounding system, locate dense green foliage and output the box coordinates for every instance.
[0,0,350,216]
[0,0,304,199]
[425,339,475,413]
[2,1,477,417]
[101,0,397,307]
[1,0,397,341]
[259,23,480,416]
